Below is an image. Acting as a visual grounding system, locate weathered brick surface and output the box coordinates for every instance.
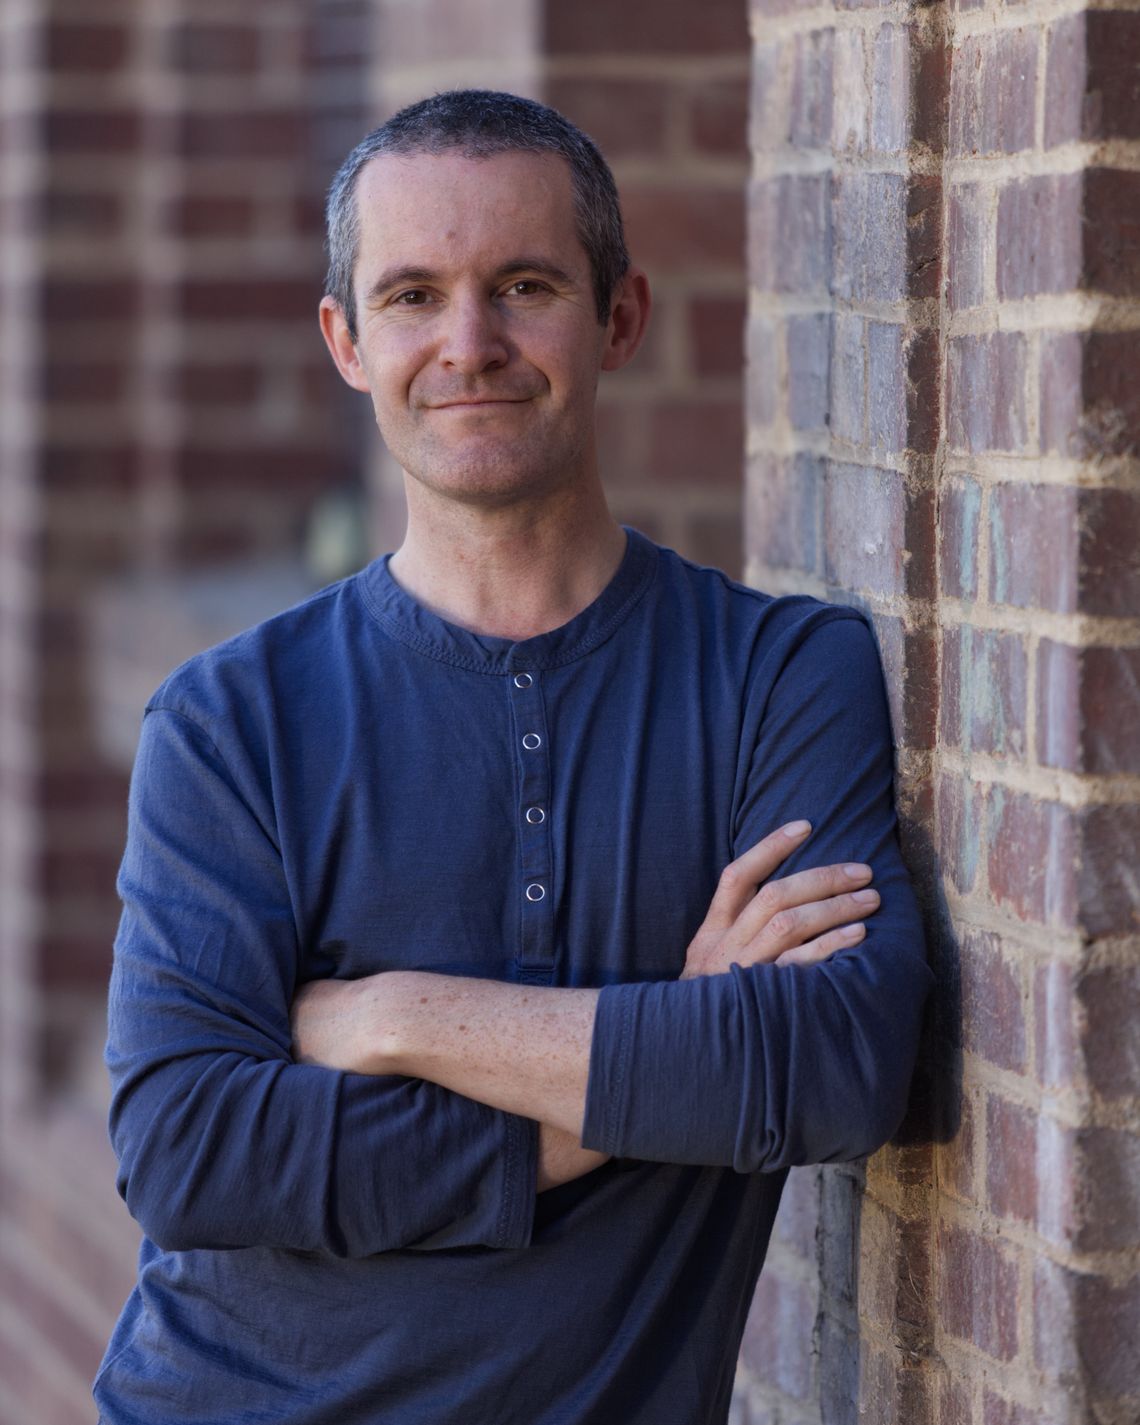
[745,0,1140,1419]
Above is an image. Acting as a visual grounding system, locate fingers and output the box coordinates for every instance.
[732,860,874,944]
[702,821,812,930]
[775,921,867,968]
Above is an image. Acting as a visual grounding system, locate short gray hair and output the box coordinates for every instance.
[324,90,630,341]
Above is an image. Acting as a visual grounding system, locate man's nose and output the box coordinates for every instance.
[437,294,509,374]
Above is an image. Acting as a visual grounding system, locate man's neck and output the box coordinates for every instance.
[388,484,627,642]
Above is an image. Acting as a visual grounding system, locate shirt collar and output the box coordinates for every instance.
[358,525,657,674]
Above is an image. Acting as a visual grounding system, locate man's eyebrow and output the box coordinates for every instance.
[364,258,579,305]
[364,267,437,305]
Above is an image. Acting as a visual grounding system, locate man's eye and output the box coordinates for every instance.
[394,290,430,306]
[507,280,543,297]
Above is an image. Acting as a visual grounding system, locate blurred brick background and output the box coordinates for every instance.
[0,1,1136,1423]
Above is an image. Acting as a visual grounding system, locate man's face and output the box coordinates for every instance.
[330,149,615,509]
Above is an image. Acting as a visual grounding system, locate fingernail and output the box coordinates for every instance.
[853,888,880,904]
[783,820,811,838]
[840,923,865,939]
[844,863,872,879]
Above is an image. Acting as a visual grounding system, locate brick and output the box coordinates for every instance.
[937,1222,1019,1360]
[171,363,261,406]
[1044,15,1084,150]
[40,185,123,237]
[833,172,906,303]
[749,174,831,296]
[545,79,670,161]
[40,445,137,496]
[547,0,746,55]
[871,25,910,155]
[1086,12,1140,141]
[740,1271,816,1401]
[746,315,778,428]
[831,29,868,153]
[1038,331,1082,457]
[1083,170,1140,298]
[1078,1128,1140,1251]
[647,399,743,486]
[986,789,1076,927]
[913,33,950,156]
[958,928,1026,1073]
[867,323,905,456]
[176,111,307,161]
[1082,330,1140,457]
[947,334,1028,454]
[164,194,257,238]
[1080,966,1140,1102]
[789,30,834,149]
[951,29,1039,156]
[690,77,749,159]
[985,1095,1037,1225]
[171,446,339,495]
[938,475,981,600]
[947,183,986,311]
[43,21,131,72]
[1032,1258,1081,1382]
[996,175,1082,299]
[988,485,1076,611]
[689,295,746,379]
[1074,1272,1140,1398]
[624,185,745,273]
[1077,802,1140,939]
[786,313,829,432]
[904,328,939,456]
[41,360,127,405]
[167,23,261,74]
[823,463,934,599]
[1034,959,1076,1091]
[940,624,1027,759]
[43,108,140,155]
[178,279,318,322]
[830,312,865,445]
[874,616,938,750]
[772,1165,819,1260]
[750,42,786,154]
[1038,643,1140,775]
[1079,488,1140,618]
[745,454,819,574]
[937,771,983,895]
[940,1376,972,1425]
[40,278,138,325]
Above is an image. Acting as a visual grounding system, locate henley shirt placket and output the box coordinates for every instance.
[508,666,556,983]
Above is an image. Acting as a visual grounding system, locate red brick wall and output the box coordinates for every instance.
[742,0,1140,1420]
[0,3,367,1420]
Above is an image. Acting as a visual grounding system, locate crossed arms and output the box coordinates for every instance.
[105,613,933,1256]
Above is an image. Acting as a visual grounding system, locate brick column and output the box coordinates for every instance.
[742,0,1140,1420]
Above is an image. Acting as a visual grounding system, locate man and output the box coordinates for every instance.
[96,91,931,1425]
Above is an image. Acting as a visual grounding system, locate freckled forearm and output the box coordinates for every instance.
[377,972,600,1138]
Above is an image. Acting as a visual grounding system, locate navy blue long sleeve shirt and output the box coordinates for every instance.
[96,528,932,1425]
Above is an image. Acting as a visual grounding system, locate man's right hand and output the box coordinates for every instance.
[681,821,879,979]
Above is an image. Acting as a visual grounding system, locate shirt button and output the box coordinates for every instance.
[522,733,542,750]
[513,672,533,689]
[525,883,546,902]
[525,806,546,825]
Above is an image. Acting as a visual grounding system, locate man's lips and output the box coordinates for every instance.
[424,397,533,408]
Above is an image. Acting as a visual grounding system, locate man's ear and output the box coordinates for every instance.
[319,296,372,393]
[600,267,652,374]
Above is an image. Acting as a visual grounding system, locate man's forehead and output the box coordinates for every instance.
[352,148,588,275]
